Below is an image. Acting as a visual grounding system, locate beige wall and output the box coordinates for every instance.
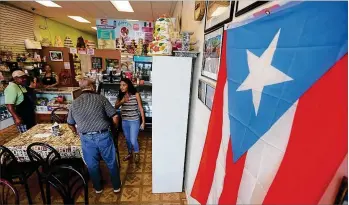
[173,1,290,204]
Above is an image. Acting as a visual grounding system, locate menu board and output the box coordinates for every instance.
[96,19,154,49]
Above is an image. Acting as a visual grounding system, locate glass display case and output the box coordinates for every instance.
[35,87,81,114]
[100,82,152,129]
[134,56,152,82]
[0,92,14,130]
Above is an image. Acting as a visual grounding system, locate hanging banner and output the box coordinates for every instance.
[96,19,153,49]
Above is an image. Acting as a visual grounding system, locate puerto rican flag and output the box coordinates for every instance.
[191,2,348,204]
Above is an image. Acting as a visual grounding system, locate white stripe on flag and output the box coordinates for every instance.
[207,82,230,204]
[237,101,298,204]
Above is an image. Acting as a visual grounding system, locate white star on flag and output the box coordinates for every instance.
[237,29,293,115]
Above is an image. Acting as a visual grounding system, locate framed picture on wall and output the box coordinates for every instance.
[49,51,63,62]
[205,0,235,32]
[235,1,268,17]
[205,83,215,110]
[202,27,224,81]
[198,79,206,104]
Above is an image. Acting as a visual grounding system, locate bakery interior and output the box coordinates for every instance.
[0,1,197,204]
[1,1,347,205]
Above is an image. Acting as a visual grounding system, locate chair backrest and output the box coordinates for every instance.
[51,107,69,124]
[0,178,19,205]
[27,142,62,173]
[45,165,88,205]
[0,146,19,180]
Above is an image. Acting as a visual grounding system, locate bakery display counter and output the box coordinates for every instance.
[35,87,81,122]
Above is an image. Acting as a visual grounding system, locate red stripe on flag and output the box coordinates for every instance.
[263,54,348,204]
[219,138,246,204]
[191,32,228,204]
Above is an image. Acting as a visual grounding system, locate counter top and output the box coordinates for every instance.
[35,87,80,94]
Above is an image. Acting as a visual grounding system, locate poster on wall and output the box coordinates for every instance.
[96,19,153,49]
[205,0,234,32]
[96,19,117,49]
[235,1,269,17]
[202,27,223,81]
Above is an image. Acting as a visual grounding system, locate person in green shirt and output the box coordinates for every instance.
[5,70,36,133]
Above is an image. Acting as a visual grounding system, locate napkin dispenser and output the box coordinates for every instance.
[51,122,61,136]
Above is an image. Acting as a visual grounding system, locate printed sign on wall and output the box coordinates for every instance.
[96,19,154,49]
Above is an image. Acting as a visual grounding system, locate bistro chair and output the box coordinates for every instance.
[27,142,62,205]
[0,145,38,205]
[0,178,19,205]
[27,142,87,204]
[51,107,69,124]
[44,165,88,205]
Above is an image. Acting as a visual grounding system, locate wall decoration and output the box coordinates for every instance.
[194,1,205,21]
[202,27,223,81]
[205,83,215,110]
[96,19,153,49]
[334,176,348,205]
[205,1,234,32]
[49,51,63,62]
[198,79,206,104]
[235,1,269,17]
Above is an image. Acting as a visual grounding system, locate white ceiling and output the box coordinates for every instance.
[5,1,178,34]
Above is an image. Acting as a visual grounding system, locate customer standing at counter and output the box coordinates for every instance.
[67,78,121,194]
[115,78,145,163]
[41,64,59,88]
[5,71,36,132]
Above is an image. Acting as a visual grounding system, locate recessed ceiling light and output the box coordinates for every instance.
[91,27,97,30]
[35,1,61,8]
[68,16,91,23]
[110,1,134,12]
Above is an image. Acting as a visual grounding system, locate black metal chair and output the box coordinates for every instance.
[27,142,63,205]
[51,107,69,124]
[0,145,38,204]
[0,178,19,205]
[44,165,89,205]
[27,142,88,204]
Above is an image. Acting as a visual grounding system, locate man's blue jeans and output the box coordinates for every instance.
[80,131,121,191]
[122,119,140,153]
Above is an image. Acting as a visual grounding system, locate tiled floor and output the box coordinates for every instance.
[0,125,188,204]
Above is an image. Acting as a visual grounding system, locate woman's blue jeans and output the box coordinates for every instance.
[80,131,121,191]
[122,119,140,153]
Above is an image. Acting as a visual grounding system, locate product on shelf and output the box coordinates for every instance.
[54,36,64,47]
[64,36,74,48]
[149,17,173,56]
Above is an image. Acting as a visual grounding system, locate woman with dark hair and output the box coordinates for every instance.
[115,78,145,163]
[41,64,59,88]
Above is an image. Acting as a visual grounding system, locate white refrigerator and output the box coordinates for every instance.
[152,56,193,193]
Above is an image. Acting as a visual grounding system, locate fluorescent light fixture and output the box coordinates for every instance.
[211,7,228,17]
[91,27,97,30]
[127,19,138,21]
[35,1,61,8]
[68,16,91,23]
[111,1,134,12]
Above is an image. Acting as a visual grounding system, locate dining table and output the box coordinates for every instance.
[4,124,82,162]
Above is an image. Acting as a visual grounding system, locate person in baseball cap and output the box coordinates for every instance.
[4,70,36,133]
